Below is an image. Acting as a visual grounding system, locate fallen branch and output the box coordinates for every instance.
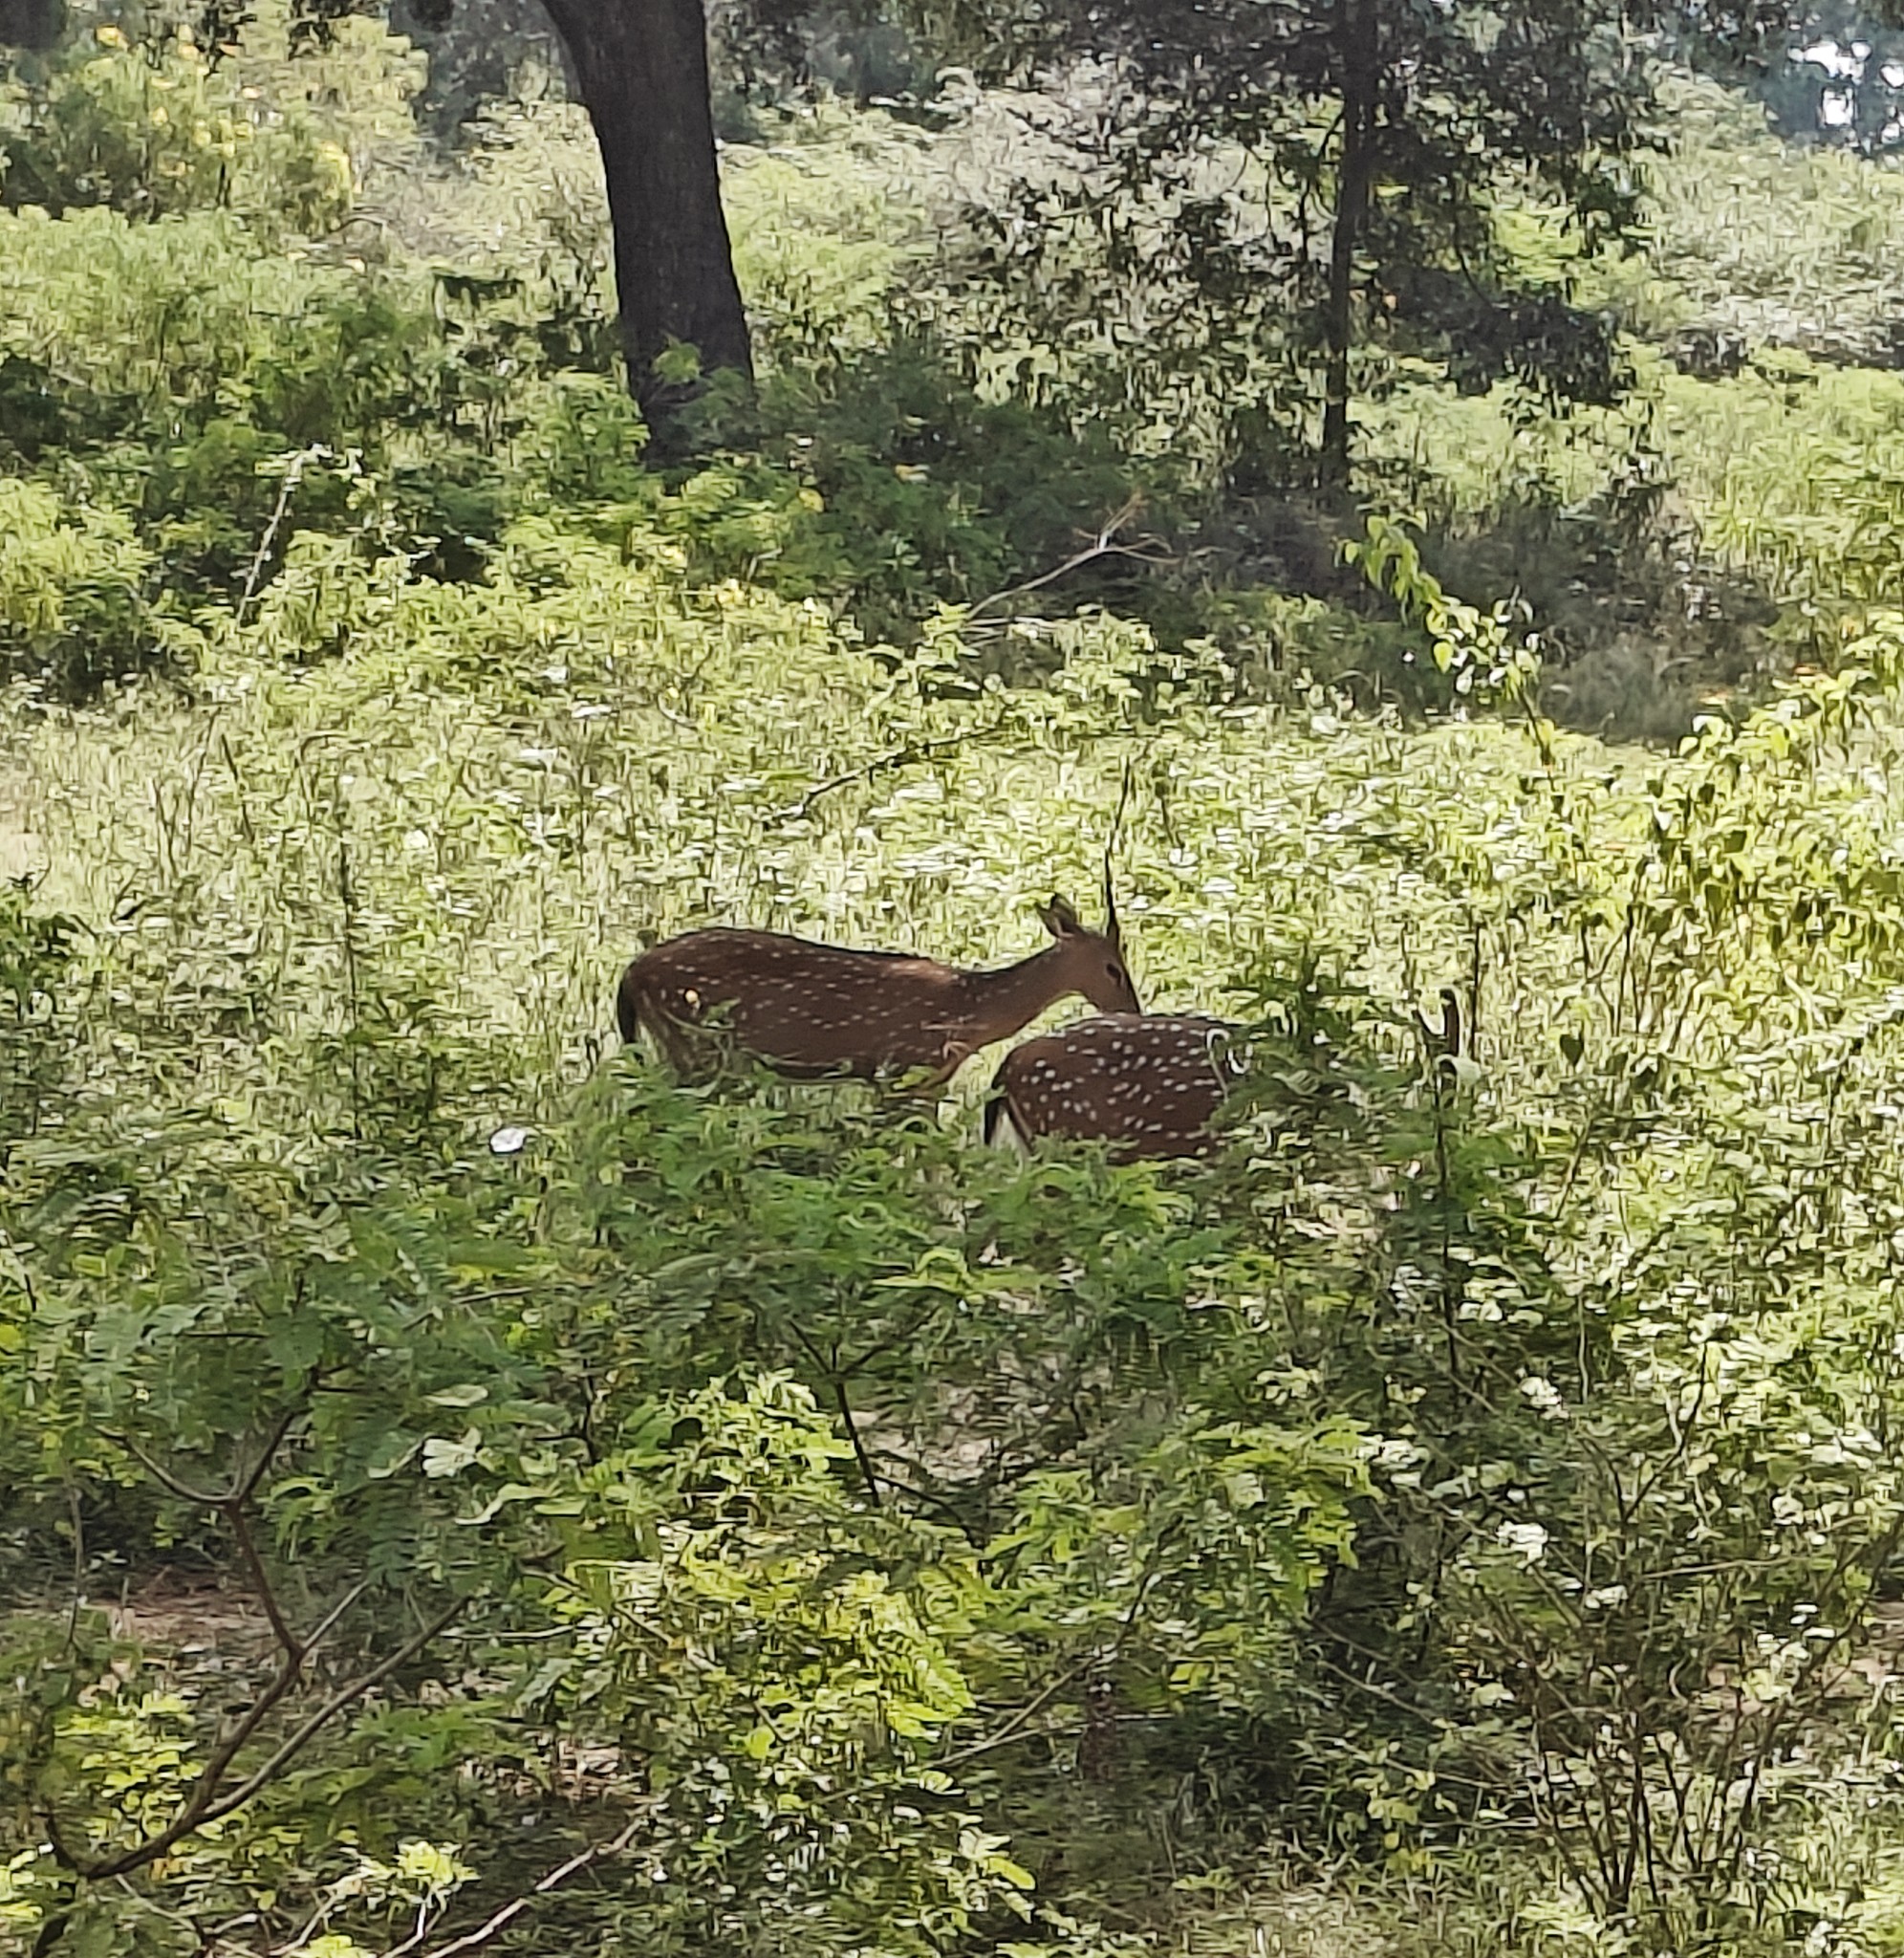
[964,494,1172,624]
[379,1814,649,1958]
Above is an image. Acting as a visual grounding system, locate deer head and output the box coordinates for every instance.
[1031,895,1139,1018]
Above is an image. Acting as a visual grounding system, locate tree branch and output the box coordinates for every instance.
[964,495,1171,623]
[379,1814,648,1958]
[49,1598,466,1882]
[46,1400,465,1887]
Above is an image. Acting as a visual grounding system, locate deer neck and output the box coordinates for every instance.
[960,944,1079,1048]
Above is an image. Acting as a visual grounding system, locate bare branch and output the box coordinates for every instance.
[227,1501,300,1660]
[184,1599,469,1841]
[964,495,1171,624]
[234,1401,306,1506]
[102,1431,225,1509]
[775,727,1005,826]
[104,1395,308,1512]
[936,1658,1093,1771]
[52,1596,466,1882]
[304,1579,372,1657]
[379,1814,648,1958]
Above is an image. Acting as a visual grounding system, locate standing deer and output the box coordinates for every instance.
[616,894,1140,1087]
[983,1012,1245,1161]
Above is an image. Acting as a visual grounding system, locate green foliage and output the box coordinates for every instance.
[16,12,1904,1957]
[12,498,1904,1948]
[0,477,180,695]
[0,4,420,236]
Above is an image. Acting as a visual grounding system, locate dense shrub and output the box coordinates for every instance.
[0,5,419,235]
[13,15,1904,1954]
[0,477,184,693]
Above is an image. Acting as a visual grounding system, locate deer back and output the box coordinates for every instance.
[617,926,970,1079]
[618,898,1136,1085]
[984,1012,1242,1160]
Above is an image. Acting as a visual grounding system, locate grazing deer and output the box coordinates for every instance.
[984,1012,1244,1161]
[988,984,1469,1159]
[616,895,1140,1087]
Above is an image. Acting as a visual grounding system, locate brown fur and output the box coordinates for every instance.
[984,1012,1243,1160]
[617,897,1139,1086]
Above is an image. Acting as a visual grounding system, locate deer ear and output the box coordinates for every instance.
[1038,895,1083,939]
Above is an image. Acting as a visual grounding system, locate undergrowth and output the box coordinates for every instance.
[9,10,1904,1956]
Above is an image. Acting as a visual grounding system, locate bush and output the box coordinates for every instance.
[0,5,421,241]
[0,478,181,694]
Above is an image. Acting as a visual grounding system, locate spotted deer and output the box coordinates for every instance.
[983,1012,1245,1160]
[987,986,1468,1159]
[616,895,1140,1087]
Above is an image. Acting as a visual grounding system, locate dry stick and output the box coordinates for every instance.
[227,1500,298,1656]
[108,1398,304,1511]
[963,496,1171,625]
[379,1815,649,1958]
[236,445,330,625]
[829,1375,883,1512]
[337,833,363,1140]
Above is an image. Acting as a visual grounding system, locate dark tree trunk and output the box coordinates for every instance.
[0,0,63,47]
[538,0,752,441]
[1320,0,1379,483]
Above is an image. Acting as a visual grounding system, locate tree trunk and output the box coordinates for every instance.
[0,0,64,47]
[1320,0,1379,484]
[538,0,752,442]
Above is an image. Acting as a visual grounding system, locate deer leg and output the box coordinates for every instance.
[983,1091,1028,1154]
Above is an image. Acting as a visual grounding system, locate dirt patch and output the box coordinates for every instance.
[1185,1885,1396,1958]
[104,1569,279,1669]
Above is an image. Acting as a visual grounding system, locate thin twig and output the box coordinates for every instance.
[939,1522,1180,1772]
[937,1659,1094,1770]
[379,1815,648,1958]
[964,495,1170,624]
[103,1431,225,1508]
[236,445,331,625]
[104,1399,304,1511]
[62,1485,84,1655]
[782,1315,883,1511]
[775,727,1002,826]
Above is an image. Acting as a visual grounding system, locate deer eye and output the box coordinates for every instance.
[1107,963,1127,984]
